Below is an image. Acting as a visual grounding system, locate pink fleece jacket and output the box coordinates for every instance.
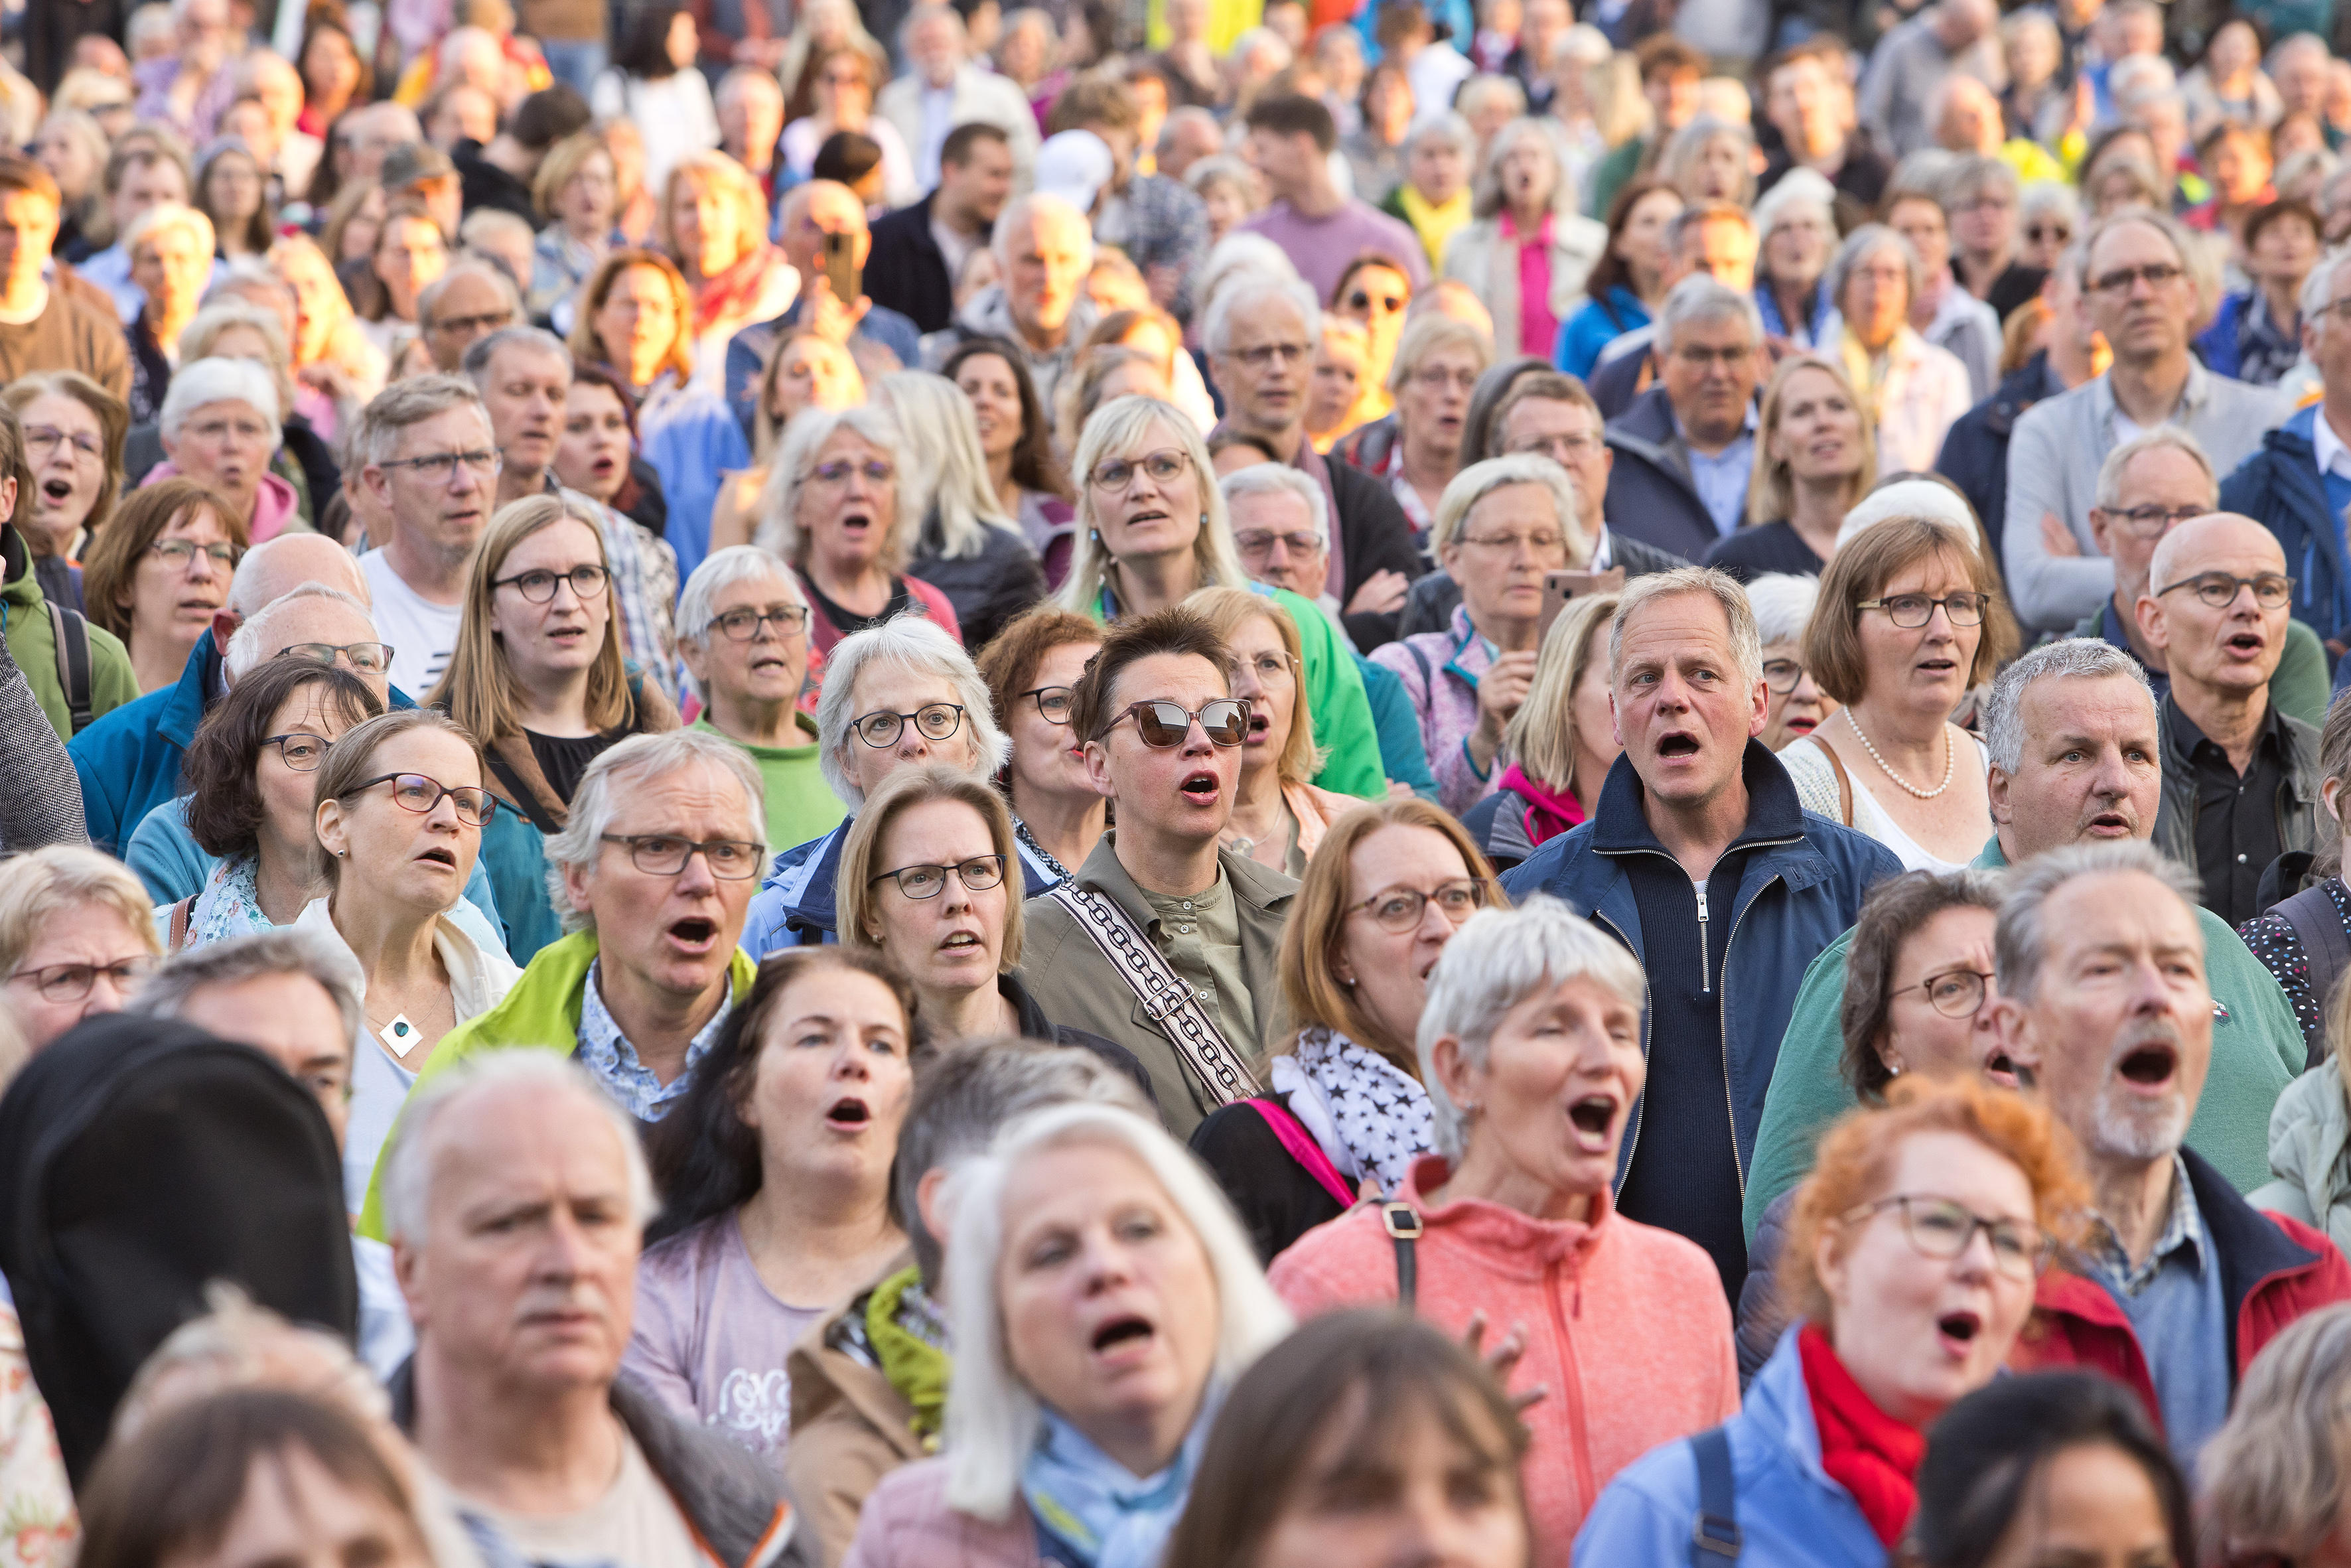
[1268,1156,1739,1568]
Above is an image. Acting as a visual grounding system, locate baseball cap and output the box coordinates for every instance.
[1033,129,1115,214]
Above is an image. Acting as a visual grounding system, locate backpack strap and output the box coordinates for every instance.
[48,606,92,736]
[1044,882,1263,1106]
[167,894,194,955]
[1383,1202,1421,1311]
[1248,1098,1355,1210]
[2278,880,2351,1030]
[1689,1427,1741,1565]
[1798,733,1854,827]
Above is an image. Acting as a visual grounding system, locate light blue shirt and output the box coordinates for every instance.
[1679,407,1758,539]
[2082,1155,2232,1464]
[916,82,958,190]
[574,958,735,1120]
[70,246,221,324]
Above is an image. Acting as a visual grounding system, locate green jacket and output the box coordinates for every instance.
[2249,1063,2351,1262]
[1741,836,2306,1243]
[356,929,762,1237]
[2,526,135,742]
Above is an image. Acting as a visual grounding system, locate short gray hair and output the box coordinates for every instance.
[224,585,379,677]
[1654,273,1762,355]
[129,928,366,1057]
[1827,224,1923,311]
[460,324,571,387]
[362,374,490,467]
[991,190,1094,270]
[161,356,281,443]
[543,729,768,934]
[1994,838,2202,1005]
[812,614,1008,804]
[1218,462,1328,547]
[1981,637,2155,776]
[674,545,808,702]
[2076,207,2194,290]
[2302,244,2351,326]
[1431,453,1584,557]
[1746,571,1820,648]
[1608,565,1763,690]
[1417,896,1648,1160]
[1406,110,1474,159]
[2093,428,2217,512]
[380,1050,657,1246]
[1200,270,1320,358]
[1750,167,1836,241]
[415,258,520,330]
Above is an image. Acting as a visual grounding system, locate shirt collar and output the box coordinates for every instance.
[1671,403,1760,451]
[2082,1153,2206,1295]
[2164,687,2283,764]
[2316,404,2351,482]
[1590,525,1614,571]
[575,958,735,1121]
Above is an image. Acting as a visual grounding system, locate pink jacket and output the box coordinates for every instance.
[1268,1157,1739,1568]
[141,461,303,543]
[838,1456,1041,1568]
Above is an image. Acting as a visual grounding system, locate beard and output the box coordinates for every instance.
[2085,1019,2191,1162]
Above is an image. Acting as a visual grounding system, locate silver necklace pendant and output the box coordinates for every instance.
[379,1013,419,1057]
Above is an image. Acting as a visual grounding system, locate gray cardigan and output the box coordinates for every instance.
[2001,364,2290,632]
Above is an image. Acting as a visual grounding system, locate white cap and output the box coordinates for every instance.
[1033,129,1115,214]
[1835,478,1984,555]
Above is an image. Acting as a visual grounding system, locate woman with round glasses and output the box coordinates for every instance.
[1779,518,2015,872]
[167,656,385,950]
[82,476,247,697]
[431,494,680,963]
[975,605,1106,880]
[1192,797,1500,1261]
[1733,869,2008,1380]
[0,845,163,1052]
[0,371,127,612]
[1580,1077,2080,1565]
[1188,587,1355,877]
[305,708,521,1210]
[1459,591,1620,875]
[1749,573,1835,752]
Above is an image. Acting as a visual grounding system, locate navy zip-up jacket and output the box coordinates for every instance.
[2218,403,2351,651]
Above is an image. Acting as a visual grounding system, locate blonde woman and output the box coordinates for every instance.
[705,329,865,558]
[268,233,388,445]
[1441,117,1609,360]
[660,152,794,402]
[1459,590,1620,872]
[1186,587,1354,876]
[1705,353,1879,583]
[1332,312,1496,542]
[0,845,161,1051]
[527,131,618,325]
[875,371,1048,652]
[1307,317,1372,453]
[427,493,680,961]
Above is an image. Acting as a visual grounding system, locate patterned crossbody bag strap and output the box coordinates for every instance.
[1046,882,1265,1105]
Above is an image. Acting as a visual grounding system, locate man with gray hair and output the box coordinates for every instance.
[1500,566,1900,1299]
[356,374,497,696]
[376,1052,808,1565]
[1993,838,2351,1462]
[1856,0,2004,158]
[876,1,1038,189]
[1741,636,2311,1246]
[1587,202,1760,417]
[919,191,1097,409]
[1601,275,1766,561]
[1206,271,1423,646]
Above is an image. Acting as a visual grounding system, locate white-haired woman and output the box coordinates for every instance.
[1748,572,1833,751]
[739,614,1015,956]
[1370,456,1579,816]
[1829,226,1975,474]
[1658,115,1756,208]
[1269,897,1738,1563]
[1334,313,1496,541]
[754,406,963,701]
[843,1102,1293,1568]
[675,545,845,854]
[1442,118,1609,362]
[123,202,218,426]
[875,372,1049,654]
[149,356,303,544]
[1754,169,1841,350]
[1388,113,1476,273]
[1051,395,1388,799]
[1458,590,1620,873]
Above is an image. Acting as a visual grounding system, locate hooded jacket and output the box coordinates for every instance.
[3,522,135,745]
[1600,386,1747,561]
[2249,1063,2351,1263]
[1271,1156,1739,1568]
[2217,403,2351,650]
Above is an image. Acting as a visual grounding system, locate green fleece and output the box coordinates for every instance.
[356,930,761,1238]
[3,532,137,742]
[1741,837,2306,1243]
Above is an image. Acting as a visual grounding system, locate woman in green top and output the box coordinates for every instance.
[677,545,847,851]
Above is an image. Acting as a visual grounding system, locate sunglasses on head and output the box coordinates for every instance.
[1096,698,1251,747]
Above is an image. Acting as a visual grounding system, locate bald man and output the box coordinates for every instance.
[2135,512,2322,923]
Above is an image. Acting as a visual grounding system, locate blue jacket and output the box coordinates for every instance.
[725,302,924,443]
[1554,287,1650,380]
[2196,290,2253,380]
[1572,1328,1885,1568]
[70,634,220,855]
[1601,386,1740,563]
[1499,742,1901,1184]
[2218,403,2351,650]
[742,815,1064,954]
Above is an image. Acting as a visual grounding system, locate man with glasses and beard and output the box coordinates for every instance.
[1021,606,1297,1138]
[1995,839,2351,1464]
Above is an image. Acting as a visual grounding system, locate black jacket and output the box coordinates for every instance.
[1936,351,2065,573]
[453,139,537,224]
[1602,386,1746,562]
[1190,1090,1350,1262]
[1324,450,1426,650]
[905,516,1048,654]
[865,190,972,335]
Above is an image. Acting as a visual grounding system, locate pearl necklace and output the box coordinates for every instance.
[1844,709,1955,799]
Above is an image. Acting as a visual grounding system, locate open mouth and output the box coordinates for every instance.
[40,478,70,504]
[1985,1050,2019,1088]
[1785,715,1817,735]
[940,930,983,954]
[2118,1040,2178,1086]
[1657,733,1700,758]
[1126,508,1171,529]
[1936,1310,1981,1349]
[417,846,457,868]
[1180,770,1220,801]
[1567,1094,1617,1149]
[1091,1315,1155,1353]
[669,917,717,946]
[825,1096,871,1128]
[2084,809,2133,835]
[2226,632,2265,656]
[1246,712,1271,743]
[1917,658,1956,675]
[838,510,874,535]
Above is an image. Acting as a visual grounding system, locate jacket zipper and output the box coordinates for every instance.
[1545,1256,1598,1514]
[1693,881,1711,995]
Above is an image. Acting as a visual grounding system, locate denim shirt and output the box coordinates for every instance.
[2080,1154,2232,1462]
[574,960,735,1120]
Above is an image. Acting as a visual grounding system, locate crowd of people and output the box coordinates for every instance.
[16,0,2351,1563]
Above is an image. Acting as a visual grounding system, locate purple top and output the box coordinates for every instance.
[1236,199,1432,305]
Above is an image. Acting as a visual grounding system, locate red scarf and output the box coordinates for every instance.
[1799,1324,1926,1549]
[691,243,781,338]
[1497,762,1585,846]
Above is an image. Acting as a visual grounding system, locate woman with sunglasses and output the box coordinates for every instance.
[1329,251,1415,429]
[305,709,522,1213]
[2017,183,2078,274]
[1733,869,2007,1380]
[975,605,1105,881]
[1579,1077,2080,1567]
[430,495,679,963]
[1192,797,1500,1262]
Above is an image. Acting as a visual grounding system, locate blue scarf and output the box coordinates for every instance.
[1754,278,1837,349]
[1021,1403,1217,1568]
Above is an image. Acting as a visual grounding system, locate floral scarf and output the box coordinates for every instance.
[182,855,278,952]
[1273,1025,1437,1196]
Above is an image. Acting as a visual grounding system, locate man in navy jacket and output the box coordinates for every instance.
[1500,567,1900,1301]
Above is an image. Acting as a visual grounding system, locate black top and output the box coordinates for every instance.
[804,574,914,639]
[1190,1091,1350,1263]
[1701,520,1827,585]
[1985,262,2050,322]
[2167,693,2290,928]
[526,729,614,806]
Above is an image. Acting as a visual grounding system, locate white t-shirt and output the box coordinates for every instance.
[360,549,463,699]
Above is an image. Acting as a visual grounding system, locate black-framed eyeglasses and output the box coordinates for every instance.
[708,605,810,640]
[867,855,1007,898]
[2155,571,2295,610]
[1350,879,1490,933]
[1095,698,1249,747]
[1232,340,1312,368]
[1234,529,1326,559]
[1019,685,1075,725]
[1855,592,1990,628]
[2096,503,2208,537]
[344,772,493,825]
[494,563,610,603]
[806,458,894,486]
[2316,295,2351,326]
[262,732,334,770]
[853,703,966,748]
[1839,1193,2049,1281]
[1891,966,1993,1018]
[278,641,393,673]
[1089,449,1191,492]
[1761,658,1808,695]
[598,833,764,879]
[1504,432,1606,463]
[427,307,515,336]
[2024,222,2072,244]
[377,449,502,482]
[8,955,157,1003]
